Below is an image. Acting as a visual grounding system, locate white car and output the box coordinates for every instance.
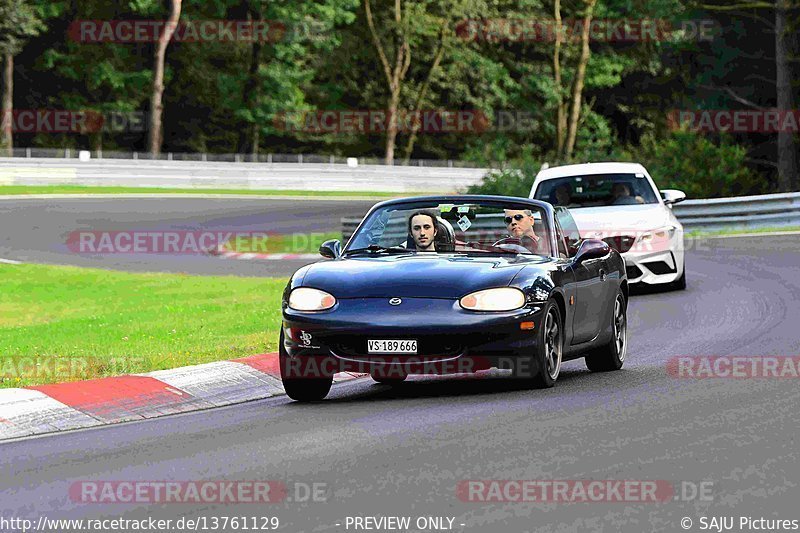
[529,162,687,290]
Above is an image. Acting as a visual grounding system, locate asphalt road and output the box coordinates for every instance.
[0,197,377,276]
[2,234,799,532]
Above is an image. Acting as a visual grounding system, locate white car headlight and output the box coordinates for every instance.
[638,225,676,243]
[289,288,336,311]
[460,288,526,312]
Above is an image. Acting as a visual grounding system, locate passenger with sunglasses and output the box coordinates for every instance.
[496,209,542,253]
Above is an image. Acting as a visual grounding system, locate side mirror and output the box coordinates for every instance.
[319,239,341,259]
[574,239,610,264]
[661,189,686,205]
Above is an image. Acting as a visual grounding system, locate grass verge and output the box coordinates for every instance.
[686,225,800,238]
[0,185,408,197]
[0,263,286,388]
[222,232,341,254]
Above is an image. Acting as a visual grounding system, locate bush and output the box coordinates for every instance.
[466,154,541,198]
[466,132,764,200]
[626,132,766,198]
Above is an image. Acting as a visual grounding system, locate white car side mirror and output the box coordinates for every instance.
[661,189,686,205]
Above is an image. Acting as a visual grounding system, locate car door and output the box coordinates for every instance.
[556,207,606,345]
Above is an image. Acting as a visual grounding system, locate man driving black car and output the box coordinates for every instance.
[500,208,543,253]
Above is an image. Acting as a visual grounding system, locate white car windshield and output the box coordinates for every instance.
[535,173,659,208]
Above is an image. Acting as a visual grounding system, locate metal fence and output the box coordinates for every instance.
[0,156,489,193]
[340,193,800,240]
[2,153,799,232]
[672,192,800,231]
[0,147,485,168]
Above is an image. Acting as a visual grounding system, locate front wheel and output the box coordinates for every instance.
[668,266,686,291]
[513,299,562,388]
[585,292,627,372]
[279,332,333,402]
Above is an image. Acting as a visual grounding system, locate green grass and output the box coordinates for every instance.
[686,225,800,238]
[0,185,408,198]
[0,264,287,387]
[223,232,341,253]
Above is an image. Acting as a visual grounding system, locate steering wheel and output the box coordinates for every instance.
[492,237,522,247]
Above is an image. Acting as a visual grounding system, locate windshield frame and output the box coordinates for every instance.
[342,195,558,258]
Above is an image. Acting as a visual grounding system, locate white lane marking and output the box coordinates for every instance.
[0,257,22,264]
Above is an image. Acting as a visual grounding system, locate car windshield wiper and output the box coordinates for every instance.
[343,244,412,256]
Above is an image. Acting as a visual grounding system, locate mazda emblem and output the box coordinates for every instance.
[389,298,402,306]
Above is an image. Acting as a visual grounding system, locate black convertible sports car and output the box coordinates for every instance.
[279,195,628,401]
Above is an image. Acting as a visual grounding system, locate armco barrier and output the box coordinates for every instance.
[0,157,488,193]
[2,157,797,232]
[340,192,800,240]
[672,192,800,231]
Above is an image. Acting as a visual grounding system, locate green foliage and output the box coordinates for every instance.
[0,0,45,55]
[466,152,542,198]
[624,132,767,198]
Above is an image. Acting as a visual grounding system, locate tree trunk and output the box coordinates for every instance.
[1,53,13,156]
[364,0,410,165]
[252,122,259,156]
[564,0,597,159]
[238,3,263,155]
[775,0,798,192]
[148,0,182,156]
[553,0,567,159]
[385,90,400,164]
[402,23,448,162]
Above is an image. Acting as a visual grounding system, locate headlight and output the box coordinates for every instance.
[289,288,336,311]
[460,288,526,312]
[638,225,676,243]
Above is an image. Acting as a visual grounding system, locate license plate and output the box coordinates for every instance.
[367,339,417,354]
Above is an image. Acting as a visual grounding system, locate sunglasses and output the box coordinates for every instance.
[504,214,527,225]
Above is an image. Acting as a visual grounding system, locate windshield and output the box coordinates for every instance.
[534,173,659,208]
[346,200,552,257]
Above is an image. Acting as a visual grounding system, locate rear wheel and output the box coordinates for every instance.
[513,299,562,388]
[279,332,333,402]
[585,292,627,372]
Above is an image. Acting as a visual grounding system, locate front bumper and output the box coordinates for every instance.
[623,248,683,285]
[281,297,544,375]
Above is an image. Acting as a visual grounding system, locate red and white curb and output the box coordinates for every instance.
[208,246,319,261]
[0,353,367,441]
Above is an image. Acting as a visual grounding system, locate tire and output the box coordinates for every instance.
[585,292,627,372]
[513,299,562,388]
[668,266,686,291]
[279,332,333,402]
[371,373,408,385]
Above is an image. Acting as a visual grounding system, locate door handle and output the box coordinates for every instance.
[599,269,607,281]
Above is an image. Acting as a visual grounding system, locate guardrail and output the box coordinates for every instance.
[340,193,800,240]
[0,157,489,193]
[672,192,800,231]
[2,155,798,232]
[1,147,485,168]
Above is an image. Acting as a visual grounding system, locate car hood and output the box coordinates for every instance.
[301,254,542,299]
[568,204,672,237]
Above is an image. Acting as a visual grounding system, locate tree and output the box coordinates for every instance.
[363,0,487,164]
[563,0,598,159]
[696,0,799,192]
[0,0,45,155]
[147,0,182,155]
